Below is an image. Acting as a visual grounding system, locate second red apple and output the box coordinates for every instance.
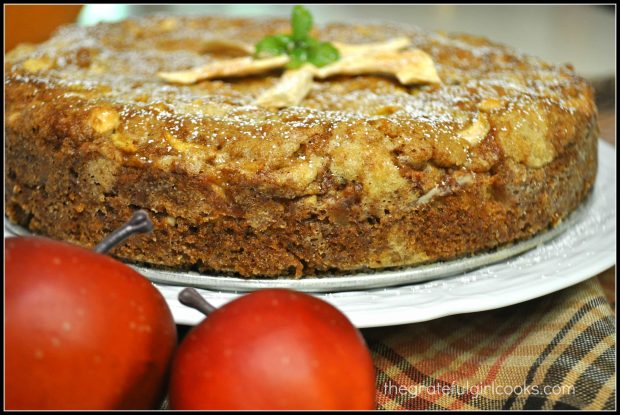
[169,288,376,410]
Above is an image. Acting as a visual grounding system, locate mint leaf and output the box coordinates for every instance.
[255,34,292,58]
[295,36,318,50]
[291,5,313,41]
[254,5,340,69]
[286,47,308,69]
[308,41,340,68]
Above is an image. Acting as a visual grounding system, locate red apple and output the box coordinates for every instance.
[5,235,177,410]
[169,288,376,410]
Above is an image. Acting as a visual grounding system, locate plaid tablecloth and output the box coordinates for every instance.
[364,271,615,410]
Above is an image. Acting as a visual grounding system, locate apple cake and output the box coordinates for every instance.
[4,15,598,278]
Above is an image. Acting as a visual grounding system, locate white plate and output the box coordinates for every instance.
[4,141,616,328]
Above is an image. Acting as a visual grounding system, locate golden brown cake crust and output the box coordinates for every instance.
[5,16,598,277]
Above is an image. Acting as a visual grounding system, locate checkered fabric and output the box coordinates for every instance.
[363,272,616,410]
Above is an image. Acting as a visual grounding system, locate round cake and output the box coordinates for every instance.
[4,15,598,278]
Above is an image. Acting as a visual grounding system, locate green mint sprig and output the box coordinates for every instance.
[254,5,340,69]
